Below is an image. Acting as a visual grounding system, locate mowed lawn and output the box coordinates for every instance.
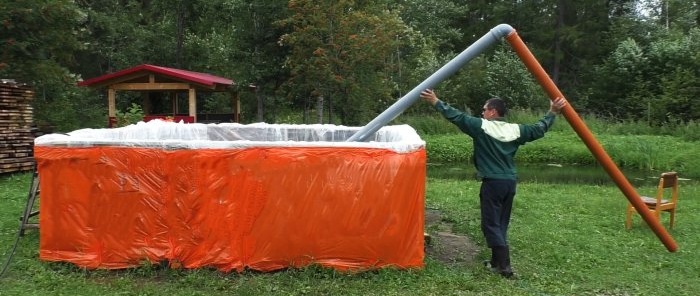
[1,171,699,295]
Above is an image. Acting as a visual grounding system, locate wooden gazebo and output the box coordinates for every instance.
[78,64,239,127]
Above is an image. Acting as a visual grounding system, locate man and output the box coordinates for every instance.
[419,89,567,278]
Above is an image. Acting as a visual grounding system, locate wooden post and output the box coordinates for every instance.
[189,88,196,122]
[108,88,116,117]
[107,88,117,127]
[232,91,240,122]
[172,92,178,116]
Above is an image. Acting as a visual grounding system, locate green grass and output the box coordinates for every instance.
[427,178,700,295]
[396,109,700,177]
[396,109,700,141]
[2,170,698,295]
[424,131,700,177]
[3,112,699,295]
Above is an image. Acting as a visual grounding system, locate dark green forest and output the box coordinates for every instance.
[1,0,699,131]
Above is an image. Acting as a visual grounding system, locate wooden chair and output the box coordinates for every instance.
[625,172,679,229]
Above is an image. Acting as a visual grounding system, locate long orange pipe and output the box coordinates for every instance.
[506,32,678,252]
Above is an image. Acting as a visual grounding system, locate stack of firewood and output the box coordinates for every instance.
[0,79,36,174]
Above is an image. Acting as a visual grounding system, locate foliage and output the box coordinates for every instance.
[586,37,650,118]
[0,0,106,131]
[393,0,469,54]
[114,103,144,127]
[390,114,459,135]
[0,0,84,81]
[484,48,546,110]
[425,130,700,176]
[28,72,106,132]
[422,133,471,163]
[76,0,164,75]
[223,0,291,123]
[279,0,415,125]
[649,28,700,122]
[1,0,699,130]
[403,46,555,120]
[584,26,700,124]
[416,106,700,176]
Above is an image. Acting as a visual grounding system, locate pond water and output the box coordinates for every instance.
[427,162,696,186]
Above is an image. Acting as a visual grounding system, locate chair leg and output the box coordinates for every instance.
[669,209,675,229]
[625,206,633,229]
[654,210,661,225]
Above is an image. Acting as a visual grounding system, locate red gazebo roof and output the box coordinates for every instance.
[78,64,234,89]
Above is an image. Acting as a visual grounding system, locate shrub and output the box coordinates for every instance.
[115,103,144,127]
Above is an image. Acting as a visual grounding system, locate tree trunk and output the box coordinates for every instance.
[303,96,309,124]
[316,95,324,124]
[552,0,565,84]
[175,4,185,68]
[256,92,264,122]
[328,94,333,124]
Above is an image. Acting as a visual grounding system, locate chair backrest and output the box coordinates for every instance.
[655,172,679,204]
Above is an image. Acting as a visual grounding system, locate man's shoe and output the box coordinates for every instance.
[494,246,516,279]
[483,260,498,273]
[498,267,515,279]
[483,247,498,272]
[483,260,515,278]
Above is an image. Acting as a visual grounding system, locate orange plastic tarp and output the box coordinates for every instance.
[35,145,426,272]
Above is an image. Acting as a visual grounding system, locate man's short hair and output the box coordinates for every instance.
[486,97,507,117]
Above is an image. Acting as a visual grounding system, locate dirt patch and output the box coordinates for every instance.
[424,208,481,266]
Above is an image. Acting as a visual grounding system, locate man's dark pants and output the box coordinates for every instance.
[479,178,517,247]
[480,178,517,276]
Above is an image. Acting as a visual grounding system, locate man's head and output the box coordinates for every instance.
[482,97,507,119]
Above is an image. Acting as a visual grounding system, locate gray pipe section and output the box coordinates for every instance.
[347,24,515,142]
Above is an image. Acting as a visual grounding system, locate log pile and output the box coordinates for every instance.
[0,79,36,174]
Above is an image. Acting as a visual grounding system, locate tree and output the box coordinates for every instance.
[641,0,699,32]
[226,0,291,123]
[394,0,469,54]
[647,28,700,123]
[0,0,82,80]
[582,1,700,123]
[4,0,699,129]
[0,0,105,131]
[587,38,649,119]
[279,0,413,125]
